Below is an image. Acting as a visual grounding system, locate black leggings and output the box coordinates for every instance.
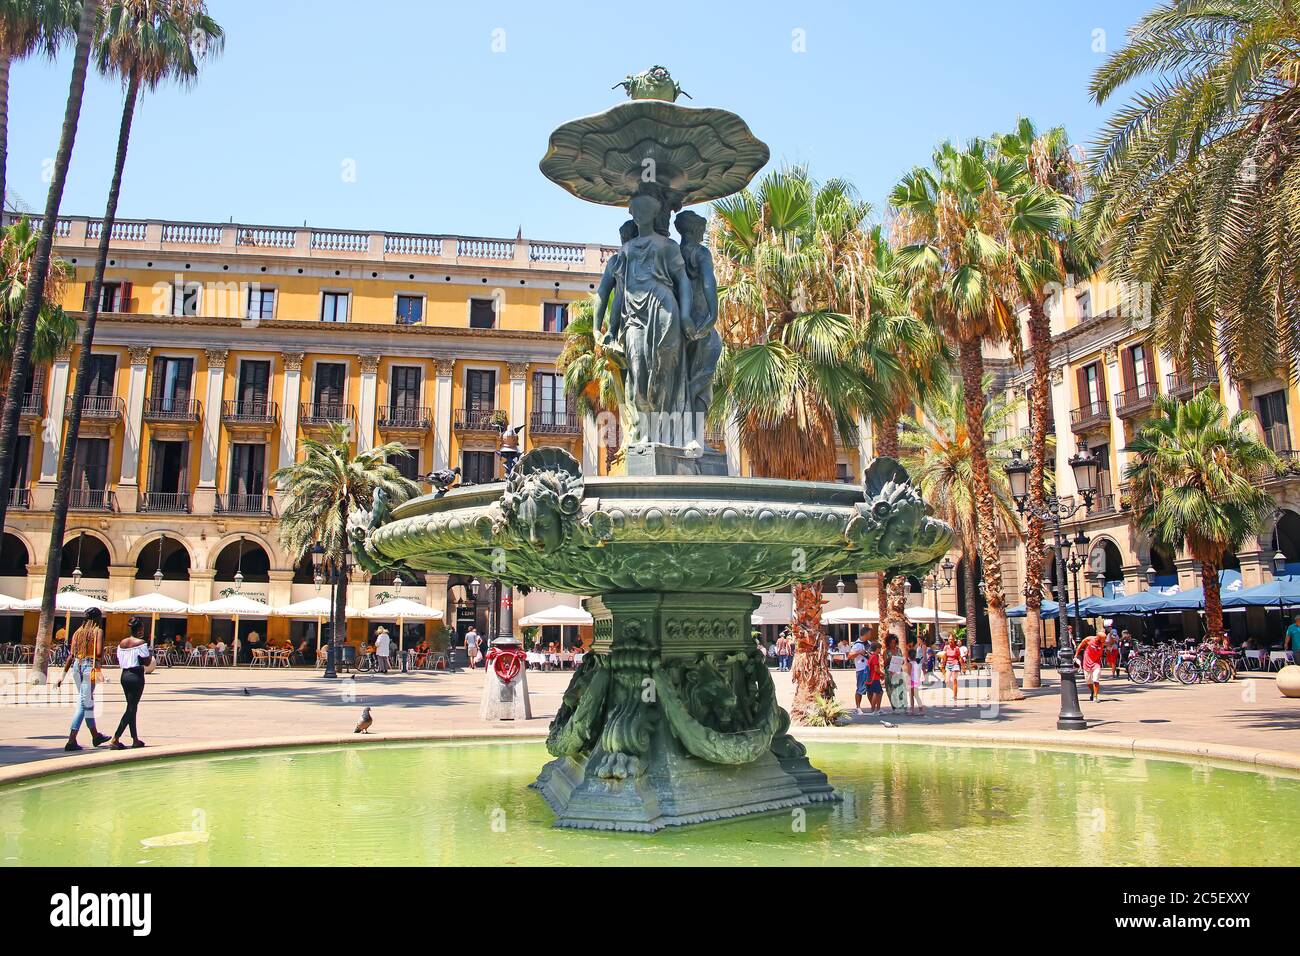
[115,666,145,740]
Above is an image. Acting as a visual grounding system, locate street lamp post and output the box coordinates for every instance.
[310,542,339,679]
[922,557,955,645]
[495,424,523,643]
[1004,439,1100,731]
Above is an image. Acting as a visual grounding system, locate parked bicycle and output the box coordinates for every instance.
[1173,641,1235,684]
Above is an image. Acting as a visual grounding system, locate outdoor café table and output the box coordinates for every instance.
[573,652,584,667]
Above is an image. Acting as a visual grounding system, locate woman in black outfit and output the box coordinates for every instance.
[110,616,153,750]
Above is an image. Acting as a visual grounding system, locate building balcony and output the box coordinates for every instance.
[68,488,117,512]
[1114,382,1158,419]
[215,493,275,516]
[705,424,726,449]
[529,409,580,436]
[8,488,30,509]
[222,399,278,428]
[1068,399,1110,434]
[142,397,201,425]
[1166,370,1218,399]
[454,407,503,432]
[139,491,191,514]
[67,395,124,422]
[299,402,354,430]
[376,405,432,433]
[19,394,43,421]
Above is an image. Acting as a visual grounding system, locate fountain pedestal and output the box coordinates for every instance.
[532,591,833,830]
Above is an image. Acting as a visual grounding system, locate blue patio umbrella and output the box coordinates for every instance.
[1087,588,1180,616]
[1153,569,1243,612]
[1006,599,1060,619]
[1221,577,1300,609]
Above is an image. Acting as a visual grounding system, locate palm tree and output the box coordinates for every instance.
[29,0,222,682]
[557,295,625,467]
[1126,391,1277,644]
[1086,0,1300,382]
[865,229,950,643]
[0,215,77,382]
[899,372,1027,647]
[273,423,421,659]
[0,0,78,213]
[0,0,97,560]
[891,140,1062,700]
[710,167,918,721]
[995,118,1095,687]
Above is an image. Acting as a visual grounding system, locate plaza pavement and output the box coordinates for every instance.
[1,660,1296,776]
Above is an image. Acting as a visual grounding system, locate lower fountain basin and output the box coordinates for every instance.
[3,740,1296,865]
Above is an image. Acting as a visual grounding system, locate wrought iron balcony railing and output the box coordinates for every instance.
[1114,381,1158,418]
[67,395,124,420]
[142,397,201,423]
[377,405,432,431]
[453,407,502,431]
[222,399,278,425]
[139,491,191,513]
[1068,399,1110,433]
[68,487,116,511]
[215,493,274,515]
[529,409,580,435]
[299,403,354,427]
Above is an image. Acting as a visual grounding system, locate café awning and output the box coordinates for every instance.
[104,593,192,616]
[14,591,106,613]
[191,594,273,617]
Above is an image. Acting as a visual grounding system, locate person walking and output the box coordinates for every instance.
[58,607,110,751]
[374,626,392,674]
[941,633,963,704]
[905,636,925,714]
[885,635,908,712]
[1286,614,1300,659]
[849,630,871,714]
[775,631,790,672]
[465,625,482,669]
[1074,629,1106,702]
[110,617,153,750]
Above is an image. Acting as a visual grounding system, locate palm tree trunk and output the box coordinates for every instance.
[31,73,139,684]
[873,410,904,638]
[962,540,977,642]
[1200,559,1224,643]
[0,52,10,217]
[956,337,1022,701]
[789,580,835,722]
[0,0,99,540]
[1022,292,1052,688]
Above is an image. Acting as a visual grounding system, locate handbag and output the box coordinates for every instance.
[87,626,104,684]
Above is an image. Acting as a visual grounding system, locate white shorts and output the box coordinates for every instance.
[1083,663,1102,684]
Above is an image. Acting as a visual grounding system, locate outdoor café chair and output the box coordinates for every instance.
[1269,651,1291,671]
[1244,649,1266,671]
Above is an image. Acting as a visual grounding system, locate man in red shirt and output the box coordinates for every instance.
[1074,630,1107,702]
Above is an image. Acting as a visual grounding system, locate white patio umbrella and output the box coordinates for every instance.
[191,594,272,664]
[360,597,442,651]
[904,605,965,626]
[0,593,21,613]
[15,591,107,643]
[822,605,880,625]
[518,604,593,627]
[105,593,192,646]
[275,595,358,651]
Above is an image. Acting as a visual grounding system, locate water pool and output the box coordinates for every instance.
[2,741,1296,866]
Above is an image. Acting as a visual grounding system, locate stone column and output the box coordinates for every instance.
[431,356,454,470]
[25,563,45,601]
[581,414,600,474]
[278,352,304,474]
[195,348,227,514]
[37,344,73,492]
[725,418,742,476]
[107,565,135,603]
[189,568,216,606]
[267,569,294,609]
[357,354,379,452]
[1103,345,1126,479]
[507,361,529,431]
[117,345,150,513]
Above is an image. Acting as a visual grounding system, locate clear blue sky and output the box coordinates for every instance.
[9,0,1150,244]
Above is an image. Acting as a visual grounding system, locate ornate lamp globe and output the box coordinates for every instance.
[1068,440,1100,499]
[941,556,955,586]
[1273,551,1288,576]
[1004,447,1031,506]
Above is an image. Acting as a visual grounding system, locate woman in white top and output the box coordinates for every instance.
[110,617,153,750]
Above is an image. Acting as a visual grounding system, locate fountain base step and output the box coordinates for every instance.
[532,724,836,832]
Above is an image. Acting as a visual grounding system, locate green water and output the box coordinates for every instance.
[2,741,1297,866]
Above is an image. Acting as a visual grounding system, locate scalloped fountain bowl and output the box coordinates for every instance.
[356,452,953,831]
